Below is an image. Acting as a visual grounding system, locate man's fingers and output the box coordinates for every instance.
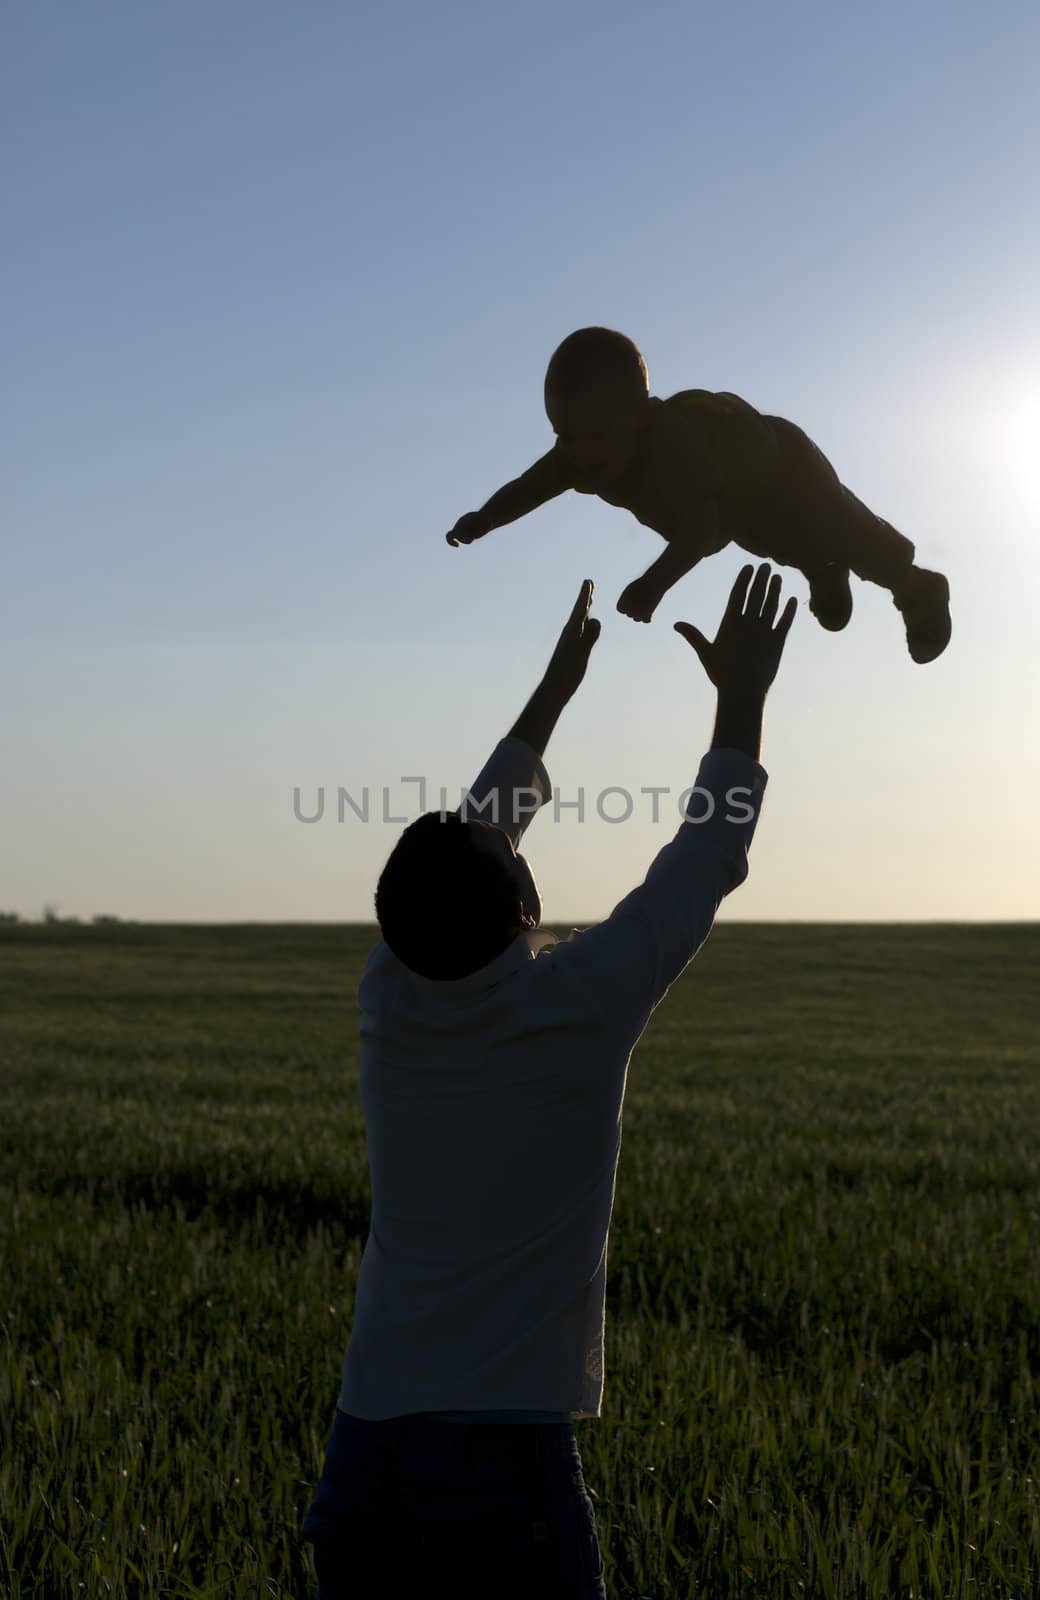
[583,616,602,651]
[722,564,755,627]
[761,571,782,626]
[674,620,709,665]
[566,578,594,630]
[446,533,458,546]
[746,562,772,617]
[775,594,798,639]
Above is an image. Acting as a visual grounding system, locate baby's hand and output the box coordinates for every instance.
[617,574,664,624]
[446,512,490,548]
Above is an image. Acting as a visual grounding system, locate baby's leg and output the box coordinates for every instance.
[760,416,915,591]
[836,489,951,659]
[832,486,916,591]
[759,416,949,660]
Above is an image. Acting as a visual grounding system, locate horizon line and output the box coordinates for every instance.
[4,918,1038,931]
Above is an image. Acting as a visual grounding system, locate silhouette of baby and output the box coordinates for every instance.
[446,326,950,663]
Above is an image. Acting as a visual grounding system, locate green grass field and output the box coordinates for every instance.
[2,921,1038,1599]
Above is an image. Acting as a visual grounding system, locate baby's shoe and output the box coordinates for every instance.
[894,568,951,663]
[808,564,853,631]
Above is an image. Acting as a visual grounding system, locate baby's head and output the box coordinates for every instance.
[544,327,650,486]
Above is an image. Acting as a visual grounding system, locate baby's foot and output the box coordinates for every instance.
[617,575,664,624]
[893,568,951,663]
[808,564,853,631]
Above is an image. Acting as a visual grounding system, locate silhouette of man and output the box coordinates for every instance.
[302,562,796,1598]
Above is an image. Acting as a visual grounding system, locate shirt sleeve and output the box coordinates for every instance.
[462,736,552,850]
[547,747,767,1033]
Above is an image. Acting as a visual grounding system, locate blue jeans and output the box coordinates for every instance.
[301,1407,608,1598]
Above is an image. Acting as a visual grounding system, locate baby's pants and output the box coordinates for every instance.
[727,415,916,590]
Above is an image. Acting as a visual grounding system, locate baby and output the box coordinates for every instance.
[446,326,951,663]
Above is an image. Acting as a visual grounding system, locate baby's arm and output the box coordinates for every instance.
[447,449,569,546]
[617,500,729,623]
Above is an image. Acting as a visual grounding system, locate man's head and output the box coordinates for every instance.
[544,326,650,487]
[375,811,542,980]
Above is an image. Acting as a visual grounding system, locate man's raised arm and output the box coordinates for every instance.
[549,562,796,1026]
[462,580,601,849]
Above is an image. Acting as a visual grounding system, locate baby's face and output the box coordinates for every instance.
[545,384,646,487]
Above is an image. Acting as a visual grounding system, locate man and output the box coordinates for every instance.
[302,561,797,1597]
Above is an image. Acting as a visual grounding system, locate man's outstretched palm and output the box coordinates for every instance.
[674,563,797,695]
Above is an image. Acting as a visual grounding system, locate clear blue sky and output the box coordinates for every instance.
[3,0,1037,922]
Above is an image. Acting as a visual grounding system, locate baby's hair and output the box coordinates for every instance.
[545,327,649,404]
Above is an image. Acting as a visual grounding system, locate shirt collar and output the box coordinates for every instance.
[403,927,559,996]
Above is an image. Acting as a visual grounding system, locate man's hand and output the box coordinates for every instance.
[508,580,601,758]
[674,562,796,697]
[543,578,602,699]
[673,563,796,761]
[446,511,490,547]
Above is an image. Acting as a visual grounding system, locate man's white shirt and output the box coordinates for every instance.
[337,735,767,1422]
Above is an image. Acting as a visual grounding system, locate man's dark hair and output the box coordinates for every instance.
[375,811,521,980]
[544,326,649,404]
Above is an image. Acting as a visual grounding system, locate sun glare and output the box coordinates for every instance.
[981,373,1040,503]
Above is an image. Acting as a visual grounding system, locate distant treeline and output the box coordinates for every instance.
[0,910,125,926]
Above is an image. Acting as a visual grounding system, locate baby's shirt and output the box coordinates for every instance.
[527,389,782,544]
